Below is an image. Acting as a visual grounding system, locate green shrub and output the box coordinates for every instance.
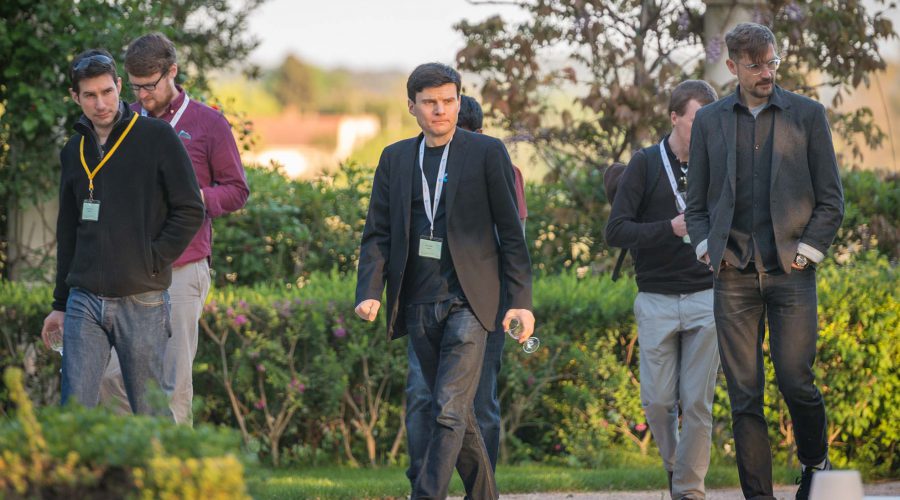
[211,163,369,287]
[192,276,407,467]
[835,169,900,262]
[0,368,250,499]
[0,283,57,414]
[1,258,897,477]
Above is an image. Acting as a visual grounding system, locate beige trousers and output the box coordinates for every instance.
[635,288,719,500]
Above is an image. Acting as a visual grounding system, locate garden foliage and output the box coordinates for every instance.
[2,254,897,477]
[0,368,249,499]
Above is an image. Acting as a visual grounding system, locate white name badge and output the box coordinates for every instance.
[418,236,443,260]
[82,200,100,222]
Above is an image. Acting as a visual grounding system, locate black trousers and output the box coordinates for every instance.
[714,264,828,500]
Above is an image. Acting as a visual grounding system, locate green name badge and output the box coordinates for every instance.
[418,236,442,260]
[82,200,100,222]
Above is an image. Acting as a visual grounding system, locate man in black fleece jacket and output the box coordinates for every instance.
[39,49,204,418]
[605,80,719,500]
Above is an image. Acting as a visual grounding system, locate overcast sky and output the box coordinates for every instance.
[246,0,900,71]
[245,0,528,70]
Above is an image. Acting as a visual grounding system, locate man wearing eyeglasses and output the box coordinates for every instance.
[40,49,204,417]
[96,33,249,426]
[605,80,719,500]
[685,23,843,500]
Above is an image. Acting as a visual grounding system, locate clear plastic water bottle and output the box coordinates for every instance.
[505,318,540,354]
[47,327,63,356]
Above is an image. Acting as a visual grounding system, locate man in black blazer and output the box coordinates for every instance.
[685,23,843,500]
[354,63,534,500]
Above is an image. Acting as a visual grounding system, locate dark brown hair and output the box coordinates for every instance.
[124,33,177,77]
[458,95,483,131]
[70,49,117,93]
[406,63,460,101]
[668,80,718,115]
[725,23,777,63]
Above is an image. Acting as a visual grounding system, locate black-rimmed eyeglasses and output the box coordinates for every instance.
[736,58,782,76]
[72,54,114,73]
[129,68,170,93]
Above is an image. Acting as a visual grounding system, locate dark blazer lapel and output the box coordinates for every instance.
[770,89,792,189]
[444,128,470,224]
[399,135,419,237]
[720,106,737,194]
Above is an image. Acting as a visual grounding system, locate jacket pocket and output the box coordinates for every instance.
[146,239,160,277]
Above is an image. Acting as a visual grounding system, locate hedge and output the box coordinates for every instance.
[1,253,897,477]
[0,368,249,499]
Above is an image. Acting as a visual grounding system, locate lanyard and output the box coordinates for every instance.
[141,92,190,129]
[659,139,686,213]
[79,112,139,199]
[418,138,451,237]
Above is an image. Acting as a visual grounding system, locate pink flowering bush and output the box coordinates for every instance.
[193,274,406,466]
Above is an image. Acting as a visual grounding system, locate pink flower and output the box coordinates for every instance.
[256,363,266,373]
[234,314,248,326]
[203,300,218,314]
[635,423,648,432]
[290,378,306,394]
[554,443,562,452]
[238,299,248,309]
[333,327,347,339]
[254,399,266,410]
[226,307,235,318]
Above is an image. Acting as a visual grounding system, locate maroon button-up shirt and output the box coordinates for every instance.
[132,87,249,267]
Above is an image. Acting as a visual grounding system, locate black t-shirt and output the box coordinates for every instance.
[401,142,463,304]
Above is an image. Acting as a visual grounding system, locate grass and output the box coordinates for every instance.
[246,461,796,499]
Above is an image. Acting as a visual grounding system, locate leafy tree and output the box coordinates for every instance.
[456,0,897,176]
[0,0,264,277]
[271,54,321,112]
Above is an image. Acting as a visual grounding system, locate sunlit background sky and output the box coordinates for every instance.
[246,0,530,71]
[246,0,900,71]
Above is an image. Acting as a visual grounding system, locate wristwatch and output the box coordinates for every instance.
[794,253,810,269]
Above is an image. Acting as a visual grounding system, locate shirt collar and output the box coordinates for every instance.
[728,84,787,113]
[662,134,685,169]
[162,85,187,118]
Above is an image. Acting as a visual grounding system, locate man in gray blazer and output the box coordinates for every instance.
[685,23,843,500]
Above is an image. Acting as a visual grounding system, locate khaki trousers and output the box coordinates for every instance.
[635,288,719,499]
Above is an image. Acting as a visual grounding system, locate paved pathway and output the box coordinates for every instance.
[449,481,900,499]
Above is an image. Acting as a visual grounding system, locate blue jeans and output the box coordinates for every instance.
[61,287,172,418]
[405,296,498,500]
[714,264,827,500]
[406,323,505,484]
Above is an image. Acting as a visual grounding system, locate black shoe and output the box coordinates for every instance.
[795,458,832,500]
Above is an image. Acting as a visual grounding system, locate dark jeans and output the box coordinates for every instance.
[61,287,172,418]
[405,297,498,500]
[714,264,828,500]
[406,322,505,486]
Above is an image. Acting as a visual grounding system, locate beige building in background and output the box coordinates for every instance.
[243,109,380,178]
